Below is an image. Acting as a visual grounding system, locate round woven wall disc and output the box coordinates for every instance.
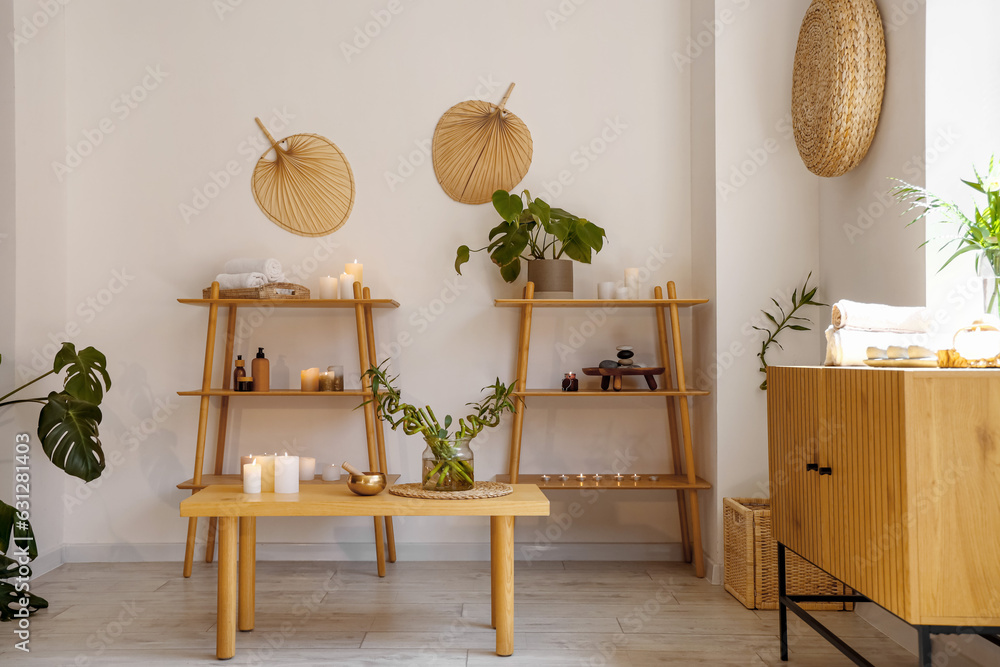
[792,0,886,178]
[251,118,355,237]
[432,83,533,205]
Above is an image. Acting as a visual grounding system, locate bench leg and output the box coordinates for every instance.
[492,516,515,656]
[217,517,237,660]
[238,517,255,632]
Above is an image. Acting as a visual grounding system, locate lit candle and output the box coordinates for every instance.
[615,286,630,300]
[258,454,275,493]
[631,473,641,481]
[576,473,587,481]
[274,453,299,494]
[345,259,363,288]
[318,371,335,391]
[319,275,338,299]
[243,458,261,494]
[540,474,551,482]
[322,463,340,481]
[625,268,640,299]
[593,474,603,481]
[597,282,616,300]
[300,368,320,392]
[298,456,316,481]
[240,454,255,481]
[339,271,354,299]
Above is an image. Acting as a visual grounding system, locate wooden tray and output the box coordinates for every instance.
[582,366,666,391]
[202,282,310,300]
[862,358,937,368]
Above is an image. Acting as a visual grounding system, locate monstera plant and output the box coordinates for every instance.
[0,343,110,621]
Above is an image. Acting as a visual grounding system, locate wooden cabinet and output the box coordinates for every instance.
[768,366,1000,626]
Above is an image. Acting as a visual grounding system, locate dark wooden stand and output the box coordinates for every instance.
[582,366,665,391]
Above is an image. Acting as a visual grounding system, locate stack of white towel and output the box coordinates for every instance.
[824,300,936,366]
[215,258,287,290]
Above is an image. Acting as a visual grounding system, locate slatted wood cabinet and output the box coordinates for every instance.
[767,366,1000,626]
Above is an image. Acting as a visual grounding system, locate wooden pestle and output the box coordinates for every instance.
[342,461,364,476]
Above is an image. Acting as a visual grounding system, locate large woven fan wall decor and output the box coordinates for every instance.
[792,0,886,178]
[251,117,355,237]
[432,83,533,205]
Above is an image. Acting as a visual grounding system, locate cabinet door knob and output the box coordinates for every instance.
[819,467,832,476]
[806,463,819,472]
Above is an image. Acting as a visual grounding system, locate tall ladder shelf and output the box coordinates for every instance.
[495,281,711,577]
[177,281,398,578]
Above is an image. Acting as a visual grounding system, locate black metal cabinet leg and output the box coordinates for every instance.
[779,542,788,661]
[918,627,932,667]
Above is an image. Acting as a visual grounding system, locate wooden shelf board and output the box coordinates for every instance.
[495,473,711,490]
[494,298,707,308]
[177,473,400,491]
[516,389,709,397]
[178,298,399,308]
[178,389,370,397]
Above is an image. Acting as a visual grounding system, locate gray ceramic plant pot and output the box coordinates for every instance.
[527,259,573,299]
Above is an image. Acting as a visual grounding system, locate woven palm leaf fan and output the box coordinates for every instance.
[251,117,355,237]
[432,83,533,205]
[792,0,886,178]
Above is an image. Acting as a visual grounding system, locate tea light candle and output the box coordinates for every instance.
[559,474,569,481]
[298,456,316,481]
[258,454,275,493]
[240,454,255,481]
[625,268,640,299]
[631,473,641,481]
[649,475,660,482]
[243,459,261,494]
[319,275,338,299]
[540,474,551,482]
[615,286,630,300]
[339,271,354,298]
[301,368,320,392]
[576,473,587,481]
[597,281,616,300]
[274,453,299,494]
[613,473,625,481]
[593,474,603,481]
[322,463,340,481]
[345,259,363,287]
[318,371,335,392]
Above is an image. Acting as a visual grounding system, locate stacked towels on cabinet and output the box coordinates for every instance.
[214,258,287,290]
[824,300,937,366]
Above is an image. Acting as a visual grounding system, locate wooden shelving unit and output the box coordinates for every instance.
[177,281,398,578]
[496,281,711,577]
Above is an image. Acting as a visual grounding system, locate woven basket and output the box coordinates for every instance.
[792,0,886,177]
[203,282,310,300]
[724,498,849,611]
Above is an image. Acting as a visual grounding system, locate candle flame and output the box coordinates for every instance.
[252,458,257,464]
[353,258,357,263]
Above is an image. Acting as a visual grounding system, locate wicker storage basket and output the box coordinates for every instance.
[202,282,310,300]
[724,497,849,611]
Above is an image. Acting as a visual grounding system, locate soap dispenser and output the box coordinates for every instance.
[233,355,246,388]
[251,347,269,392]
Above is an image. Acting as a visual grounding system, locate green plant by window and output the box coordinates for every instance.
[754,273,826,390]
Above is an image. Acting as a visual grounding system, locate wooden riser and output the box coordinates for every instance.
[495,473,710,490]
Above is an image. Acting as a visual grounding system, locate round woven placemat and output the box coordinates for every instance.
[389,481,513,500]
[792,0,886,177]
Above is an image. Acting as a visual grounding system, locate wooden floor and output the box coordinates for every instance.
[3,560,933,666]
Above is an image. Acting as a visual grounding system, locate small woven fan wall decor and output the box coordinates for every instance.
[432,83,533,205]
[251,117,355,237]
[792,0,886,178]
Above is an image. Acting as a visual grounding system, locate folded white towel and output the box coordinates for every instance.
[215,272,268,290]
[824,326,935,366]
[831,300,930,333]
[223,258,285,283]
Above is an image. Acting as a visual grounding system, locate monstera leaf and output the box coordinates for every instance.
[37,392,105,482]
[0,553,47,622]
[53,343,111,404]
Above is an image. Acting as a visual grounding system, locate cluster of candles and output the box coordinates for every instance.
[539,473,659,482]
[301,366,344,392]
[241,454,317,494]
[318,260,364,299]
[597,268,644,300]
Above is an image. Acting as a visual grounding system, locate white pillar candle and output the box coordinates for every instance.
[258,454,275,493]
[321,463,340,481]
[319,275,338,299]
[625,268,640,299]
[345,259,363,288]
[243,459,261,494]
[300,367,320,392]
[274,454,299,494]
[298,456,316,481]
[240,454,255,481]
[597,282,616,300]
[339,271,355,299]
[615,286,630,300]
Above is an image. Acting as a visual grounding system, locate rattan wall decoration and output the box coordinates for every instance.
[792,0,886,178]
[251,117,355,237]
[432,83,533,205]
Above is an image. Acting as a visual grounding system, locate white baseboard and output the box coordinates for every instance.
[59,541,689,564]
[28,547,63,578]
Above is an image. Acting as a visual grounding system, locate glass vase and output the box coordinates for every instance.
[422,435,474,491]
[978,249,1000,317]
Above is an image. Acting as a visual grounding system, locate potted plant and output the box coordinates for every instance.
[362,362,518,491]
[455,189,607,298]
[0,343,111,621]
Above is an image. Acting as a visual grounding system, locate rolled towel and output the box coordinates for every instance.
[223,258,285,283]
[824,326,935,366]
[831,300,930,333]
[215,272,268,290]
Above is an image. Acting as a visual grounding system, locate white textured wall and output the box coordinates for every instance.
[8,0,696,560]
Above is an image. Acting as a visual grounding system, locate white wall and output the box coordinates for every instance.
[11,0,696,561]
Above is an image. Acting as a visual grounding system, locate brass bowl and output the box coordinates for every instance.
[346,472,387,496]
